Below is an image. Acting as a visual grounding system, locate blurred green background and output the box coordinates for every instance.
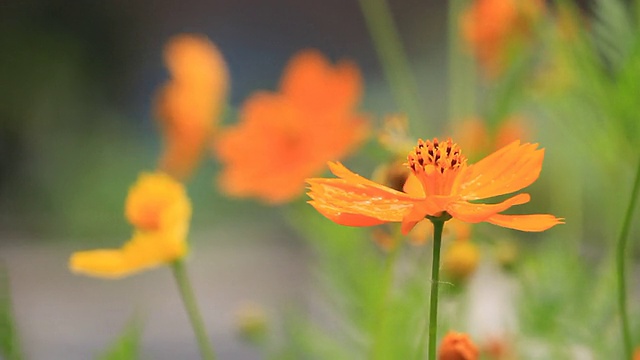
[1,0,640,359]
[0,0,450,243]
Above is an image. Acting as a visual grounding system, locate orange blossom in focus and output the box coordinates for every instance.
[307,138,563,234]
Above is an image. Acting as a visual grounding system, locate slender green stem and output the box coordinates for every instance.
[172,260,216,360]
[427,220,445,360]
[0,264,24,360]
[616,158,640,359]
[415,219,447,360]
[357,0,424,124]
[371,226,403,360]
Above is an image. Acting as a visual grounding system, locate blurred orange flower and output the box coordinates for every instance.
[214,50,368,203]
[438,331,479,360]
[482,336,516,360]
[156,34,229,180]
[69,173,191,278]
[461,0,544,77]
[307,138,563,234]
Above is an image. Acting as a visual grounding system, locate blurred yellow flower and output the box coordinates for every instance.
[461,0,544,77]
[69,172,191,278]
[156,34,229,180]
[234,302,269,344]
[442,240,480,281]
[70,231,187,279]
[438,331,479,360]
[214,49,368,203]
[307,138,563,234]
[125,172,191,236]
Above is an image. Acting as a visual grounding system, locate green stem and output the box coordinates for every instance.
[427,220,445,360]
[0,264,24,360]
[172,260,216,360]
[415,219,447,360]
[371,226,403,360]
[616,158,640,359]
[357,0,424,124]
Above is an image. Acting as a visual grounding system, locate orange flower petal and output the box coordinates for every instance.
[307,178,415,226]
[213,50,367,204]
[281,49,362,115]
[403,173,426,197]
[308,201,388,227]
[438,331,479,360]
[456,141,544,200]
[485,213,565,232]
[157,34,228,180]
[164,34,229,88]
[327,162,418,200]
[447,193,530,223]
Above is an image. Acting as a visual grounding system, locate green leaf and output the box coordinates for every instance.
[97,317,143,360]
[592,0,635,72]
[0,264,24,360]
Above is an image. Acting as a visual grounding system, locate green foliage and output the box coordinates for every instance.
[97,317,143,360]
[0,265,23,360]
[279,201,470,359]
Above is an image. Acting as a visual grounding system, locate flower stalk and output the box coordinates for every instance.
[172,260,216,360]
[427,216,447,360]
[616,157,640,359]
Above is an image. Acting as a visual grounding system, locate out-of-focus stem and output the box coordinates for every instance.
[172,260,216,360]
[616,157,640,359]
[357,0,424,124]
[371,226,403,360]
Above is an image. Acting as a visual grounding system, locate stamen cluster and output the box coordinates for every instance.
[407,138,466,175]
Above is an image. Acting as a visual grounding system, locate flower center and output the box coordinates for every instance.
[407,138,465,174]
[406,138,467,196]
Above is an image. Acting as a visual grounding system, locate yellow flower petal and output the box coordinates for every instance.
[69,231,187,279]
[125,172,191,235]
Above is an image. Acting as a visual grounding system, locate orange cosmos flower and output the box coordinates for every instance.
[438,331,479,360]
[307,138,563,234]
[461,0,544,77]
[214,50,367,203]
[156,34,229,180]
[69,173,191,278]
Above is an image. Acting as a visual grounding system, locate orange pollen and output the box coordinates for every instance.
[407,138,466,175]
